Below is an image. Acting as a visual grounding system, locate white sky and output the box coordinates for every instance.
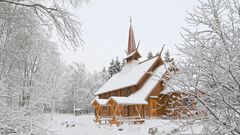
[59,0,198,72]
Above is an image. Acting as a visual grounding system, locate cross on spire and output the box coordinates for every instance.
[130,16,132,25]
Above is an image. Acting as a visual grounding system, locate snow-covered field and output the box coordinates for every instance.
[44,114,203,135]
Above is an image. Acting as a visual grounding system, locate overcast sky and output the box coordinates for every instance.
[59,0,198,72]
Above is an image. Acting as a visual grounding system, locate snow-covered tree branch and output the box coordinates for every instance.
[166,0,240,134]
[0,0,85,49]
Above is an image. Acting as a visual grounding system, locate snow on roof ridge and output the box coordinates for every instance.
[102,64,168,105]
[109,96,148,105]
[129,64,168,100]
[91,98,109,106]
[95,57,160,95]
[138,55,159,65]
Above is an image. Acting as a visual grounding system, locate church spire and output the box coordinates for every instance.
[127,17,136,55]
[125,18,141,63]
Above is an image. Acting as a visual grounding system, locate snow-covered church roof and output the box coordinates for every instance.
[108,65,168,105]
[95,56,159,95]
[129,65,168,100]
[92,63,168,106]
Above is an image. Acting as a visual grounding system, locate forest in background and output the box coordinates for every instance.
[0,0,103,134]
[1,0,240,134]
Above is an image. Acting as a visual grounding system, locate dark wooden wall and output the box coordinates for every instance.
[98,86,137,99]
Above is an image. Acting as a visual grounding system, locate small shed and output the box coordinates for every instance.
[74,108,83,116]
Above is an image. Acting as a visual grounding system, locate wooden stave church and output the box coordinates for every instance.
[91,23,195,125]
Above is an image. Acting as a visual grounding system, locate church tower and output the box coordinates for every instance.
[125,19,141,63]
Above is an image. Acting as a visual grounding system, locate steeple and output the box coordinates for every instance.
[127,19,136,55]
[125,18,141,63]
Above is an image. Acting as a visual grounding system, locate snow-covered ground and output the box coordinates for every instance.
[45,114,203,135]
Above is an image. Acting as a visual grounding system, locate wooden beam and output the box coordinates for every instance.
[149,99,158,118]
[104,93,107,99]
[114,91,118,96]
[135,105,142,118]
[95,104,101,123]
[127,88,133,96]
[108,100,119,125]
[120,106,124,116]
[118,105,122,116]
[143,105,145,118]
[159,44,165,57]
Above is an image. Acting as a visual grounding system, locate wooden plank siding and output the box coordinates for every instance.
[97,80,180,118]
[149,81,163,97]
[98,66,166,118]
[97,86,194,119]
[94,57,195,119]
[99,86,137,99]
